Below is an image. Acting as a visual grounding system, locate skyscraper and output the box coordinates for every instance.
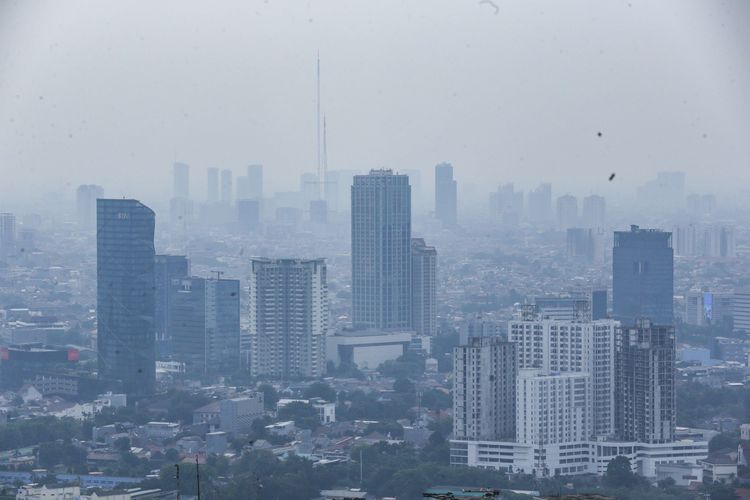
[0,213,16,259]
[527,183,552,225]
[76,185,103,229]
[248,258,328,379]
[434,162,457,226]
[556,195,578,231]
[582,195,606,229]
[97,199,156,396]
[351,169,412,330]
[411,238,437,336]
[169,276,240,375]
[207,168,219,203]
[237,199,260,232]
[612,225,673,325]
[615,319,676,443]
[453,336,516,440]
[154,255,190,344]
[221,169,233,205]
[248,164,263,200]
[173,162,190,199]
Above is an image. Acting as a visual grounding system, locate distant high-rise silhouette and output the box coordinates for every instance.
[582,194,606,229]
[173,162,190,199]
[351,169,411,330]
[76,185,103,229]
[527,183,552,225]
[221,169,233,205]
[248,258,328,379]
[613,225,674,325]
[154,255,190,344]
[434,162,457,226]
[207,168,219,203]
[97,199,156,396]
[0,213,16,258]
[237,199,260,232]
[248,164,263,200]
[411,238,437,336]
[556,195,578,231]
[170,276,240,375]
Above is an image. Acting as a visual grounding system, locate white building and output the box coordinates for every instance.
[509,316,617,439]
[450,438,708,477]
[277,398,336,424]
[326,329,412,370]
[141,422,180,440]
[516,369,591,446]
[16,484,81,500]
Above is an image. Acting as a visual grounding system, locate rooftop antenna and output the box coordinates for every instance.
[322,113,328,202]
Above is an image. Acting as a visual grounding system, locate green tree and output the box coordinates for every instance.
[114,436,131,452]
[277,402,320,430]
[393,377,415,394]
[303,382,337,402]
[257,384,279,411]
[710,432,739,453]
[604,456,636,488]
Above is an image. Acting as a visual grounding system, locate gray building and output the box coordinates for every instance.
[582,194,606,229]
[453,336,516,441]
[96,199,156,396]
[434,162,457,226]
[0,213,16,258]
[615,319,676,443]
[221,169,233,205]
[527,183,552,225]
[76,185,103,229]
[207,168,219,203]
[556,195,578,231]
[169,276,240,375]
[249,258,328,379]
[613,225,674,325]
[173,162,190,199]
[351,169,412,330]
[411,238,437,336]
[237,199,260,232]
[154,255,190,345]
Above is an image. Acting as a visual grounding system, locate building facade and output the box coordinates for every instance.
[411,238,437,336]
[453,336,516,441]
[248,258,328,378]
[351,169,412,330]
[613,225,674,325]
[434,162,457,226]
[154,255,190,346]
[96,199,156,396]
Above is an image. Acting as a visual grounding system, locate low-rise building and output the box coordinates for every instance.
[655,462,704,487]
[701,456,738,483]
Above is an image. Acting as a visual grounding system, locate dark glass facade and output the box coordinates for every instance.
[97,199,156,397]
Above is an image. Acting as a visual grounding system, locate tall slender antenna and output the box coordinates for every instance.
[316,52,322,200]
[322,114,328,202]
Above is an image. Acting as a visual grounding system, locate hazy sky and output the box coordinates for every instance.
[0,0,748,208]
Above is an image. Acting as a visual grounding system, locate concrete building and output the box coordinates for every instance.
[527,183,552,225]
[615,319,676,443]
[326,329,412,370]
[516,369,592,445]
[248,258,328,379]
[613,225,674,326]
[685,290,733,326]
[351,169,411,330]
[237,199,260,232]
[509,315,618,439]
[453,336,516,441]
[411,238,437,337]
[154,255,189,350]
[173,162,190,199]
[734,289,750,333]
[556,195,578,231]
[206,168,219,203]
[0,212,15,258]
[97,199,156,397]
[220,394,264,434]
[76,185,104,229]
[220,169,233,205]
[582,195,605,229]
[434,162,457,226]
[169,277,240,376]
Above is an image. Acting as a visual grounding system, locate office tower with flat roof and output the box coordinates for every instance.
[221,169,233,205]
[154,255,190,347]
[0,213,16,259]
[453,336,516,441]
[248,164,263,200]
[237,199,260,232]
[248,258,328,379]
[96,199,156,396]
[76,185,103,229]
[556,195,578,231]
[207,168,219,203]
[173,162,190,199]
[411,238,437,337]
[591,289,607,320]
[582,195,606,229]
[351,169,412,330]
[613,225,674,325]
[527,183,552,224]
[490,183,523,226]
[434,162,457,225]
[169,276,240,375]
[615,319,676,443]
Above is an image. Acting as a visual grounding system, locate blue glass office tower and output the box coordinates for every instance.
[351,169,411,330]
[97,199,156,396]
[613,225,674,325]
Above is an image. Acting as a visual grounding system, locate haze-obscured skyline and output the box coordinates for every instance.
[1,0,748,208]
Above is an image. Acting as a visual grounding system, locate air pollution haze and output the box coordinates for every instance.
[0,0,748,209]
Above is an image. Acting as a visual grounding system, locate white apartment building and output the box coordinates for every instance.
[516,369,591,446]
[509,317,617,439]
